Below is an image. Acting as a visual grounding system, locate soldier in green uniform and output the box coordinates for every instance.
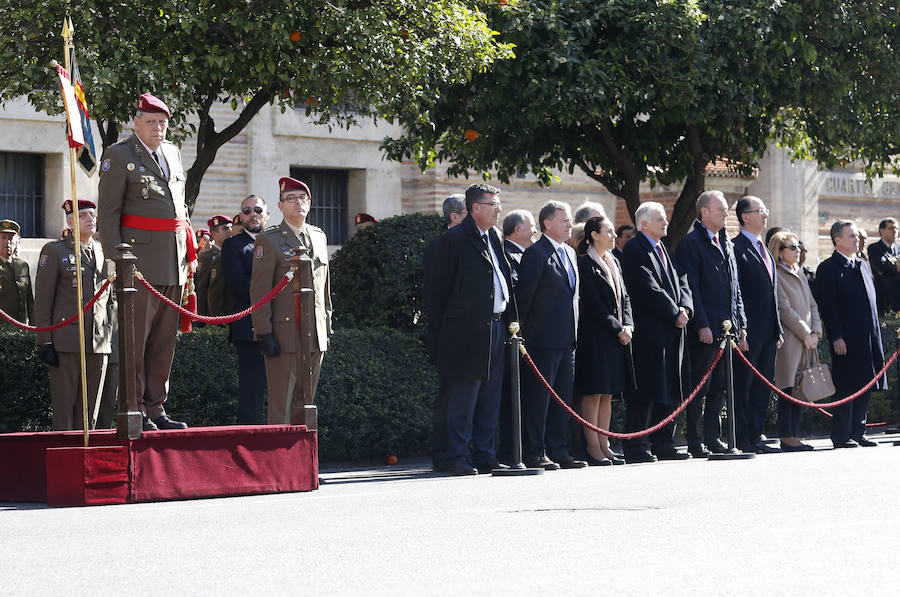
[195,214,231,317]
[34,200,113,430]
[250,177,332,424]
[0,219,34,325]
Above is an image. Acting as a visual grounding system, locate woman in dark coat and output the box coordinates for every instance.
[575,216,636,465]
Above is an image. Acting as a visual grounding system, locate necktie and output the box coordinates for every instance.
[558,246,576,290]
[655,244,668,275]
[712,235,723,256]
[152,151,167,180]
[757,240,773,282]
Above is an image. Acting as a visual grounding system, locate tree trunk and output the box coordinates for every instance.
[666,125,710,250]
[96,119,120,153]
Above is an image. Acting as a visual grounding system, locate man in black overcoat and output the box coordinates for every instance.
[221,194,269,424]
[426,184,514,475]
[867,217,900,313]
[732,196,783,454]
[621,202,693,463]
[816,220,885,448]
[675,190,747,457]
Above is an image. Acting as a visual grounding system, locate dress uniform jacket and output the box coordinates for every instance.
[0,256,34,324]
[34,236,112,352]
[97,134,188,286]
[250,220,332,353]
[195,244,228,316]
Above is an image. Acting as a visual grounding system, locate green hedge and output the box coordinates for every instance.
[0,325,437,462]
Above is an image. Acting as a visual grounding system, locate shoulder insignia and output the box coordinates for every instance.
[39,254,48,267]
[255,245,264,259]
[102,159,111,172]
[264,225,279,232]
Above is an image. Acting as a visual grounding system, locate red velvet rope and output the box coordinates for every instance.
[520,344,724,440]
[135,272,292,324]
[812,406,900,429]
[732,343,900,409]
[0,278,112,333]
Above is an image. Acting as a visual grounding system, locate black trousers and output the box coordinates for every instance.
[623,398,677,456]
[521,345,575,462]
[234,340,266,425]
[776,391,802,438]
[431,378,451,469]
[733,337,778,447]
[830,390,871,444]
[686,340,727,446]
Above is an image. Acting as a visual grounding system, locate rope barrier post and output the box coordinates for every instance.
[708,320,754,461]
[288,247,317,430]
[113,243,143,440]
[492,322,543,477]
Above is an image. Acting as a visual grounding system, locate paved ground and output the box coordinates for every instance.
[2,432,900,596]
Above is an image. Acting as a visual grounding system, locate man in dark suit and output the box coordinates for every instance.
[675,190,747,457]
[816,220,885,448]
[97,92,188,431]
[516,201,587,470]
[496,208,536,464]
[426,184,514,475]
[613,224,635,260]
[423,193,466,472]
[222,194,269,424]
[867,218,900,313]
[732,196,783,454]
[621,202,693,463]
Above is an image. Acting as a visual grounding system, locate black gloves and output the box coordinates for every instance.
[39,343,59,367]
[257,333,280,357]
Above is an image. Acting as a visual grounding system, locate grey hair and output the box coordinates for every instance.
[573,201,606,224]
[696,190,726,217]
[634,202,665,228]
[441,194,466,226]
[502,209,533,237]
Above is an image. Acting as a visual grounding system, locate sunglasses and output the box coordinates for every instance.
[241,206,264,215]
[781,244,799,251]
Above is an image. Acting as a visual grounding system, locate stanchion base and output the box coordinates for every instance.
[892,440,900,447]
[707,450,755,461]
[492,466,544,476]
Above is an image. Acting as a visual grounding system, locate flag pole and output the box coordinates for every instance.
[61,17,91,448]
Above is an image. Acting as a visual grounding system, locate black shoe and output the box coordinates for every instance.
[833,439,859,449]
[608,455,625,465]
[474,460,510,474]
[625,450,657,464]
[781,442,815,452]
[854,436,878,447]
[447,461,478,476]
[556,457,588,469]
[585,453,612,466]
[688,444,710,459]
[432,461,448,473]
[152,415,188,430]
[525,456,560,471]
[754,442,782,454]
[142,416,158,431]
[706,439,729,454]
[654,448,692,461]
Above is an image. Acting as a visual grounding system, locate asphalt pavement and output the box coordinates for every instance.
[2,432,900,596]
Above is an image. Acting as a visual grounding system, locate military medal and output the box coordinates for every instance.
[127,163,135,171]
[142,187,150,199]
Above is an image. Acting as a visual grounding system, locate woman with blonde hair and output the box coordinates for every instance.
[769,230,822,451]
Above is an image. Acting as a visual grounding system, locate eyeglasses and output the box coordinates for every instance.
[281,194,310,204]
[746,208,769,216]
[241,206,264,215]
[781,244,799,251]
[476,201,501,208]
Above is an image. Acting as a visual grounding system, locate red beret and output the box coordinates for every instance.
[62,199,97,215]
[137,93,171,118]
[355,213,377,226]
[195,228,210,240]
[207,214,232,228]
[278,177,311,197]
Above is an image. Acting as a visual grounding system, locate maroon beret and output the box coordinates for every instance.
[137,93,171,118]
[62,199,97,215]
[195,228,210,240]
[278,177,311,197]
[355,213,377,226]
[207,214,232,228]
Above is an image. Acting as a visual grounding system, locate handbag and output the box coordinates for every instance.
[794,348,835,402]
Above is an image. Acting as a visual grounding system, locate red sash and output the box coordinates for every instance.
[120,214,197,263]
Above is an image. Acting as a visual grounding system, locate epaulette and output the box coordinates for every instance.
[263,225,280,232]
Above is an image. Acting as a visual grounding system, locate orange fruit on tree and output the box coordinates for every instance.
[289,31,302,43]
[464,128,479,141]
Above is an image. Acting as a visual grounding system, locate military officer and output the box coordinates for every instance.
[0,219,34,325]
[250,177,332,424]
[34,200,113,430]
[97,92,189,431]
[195,214,231,317]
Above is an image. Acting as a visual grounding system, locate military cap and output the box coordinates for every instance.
[278,177,311,197]
[62,199,97,215]
[355,213,377,226]
[137,93,171,118]
[196,228,210,241]
[0,219,21,234]
[207,214,232,228]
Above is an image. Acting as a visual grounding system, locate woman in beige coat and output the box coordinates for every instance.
[769,231,822,451]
